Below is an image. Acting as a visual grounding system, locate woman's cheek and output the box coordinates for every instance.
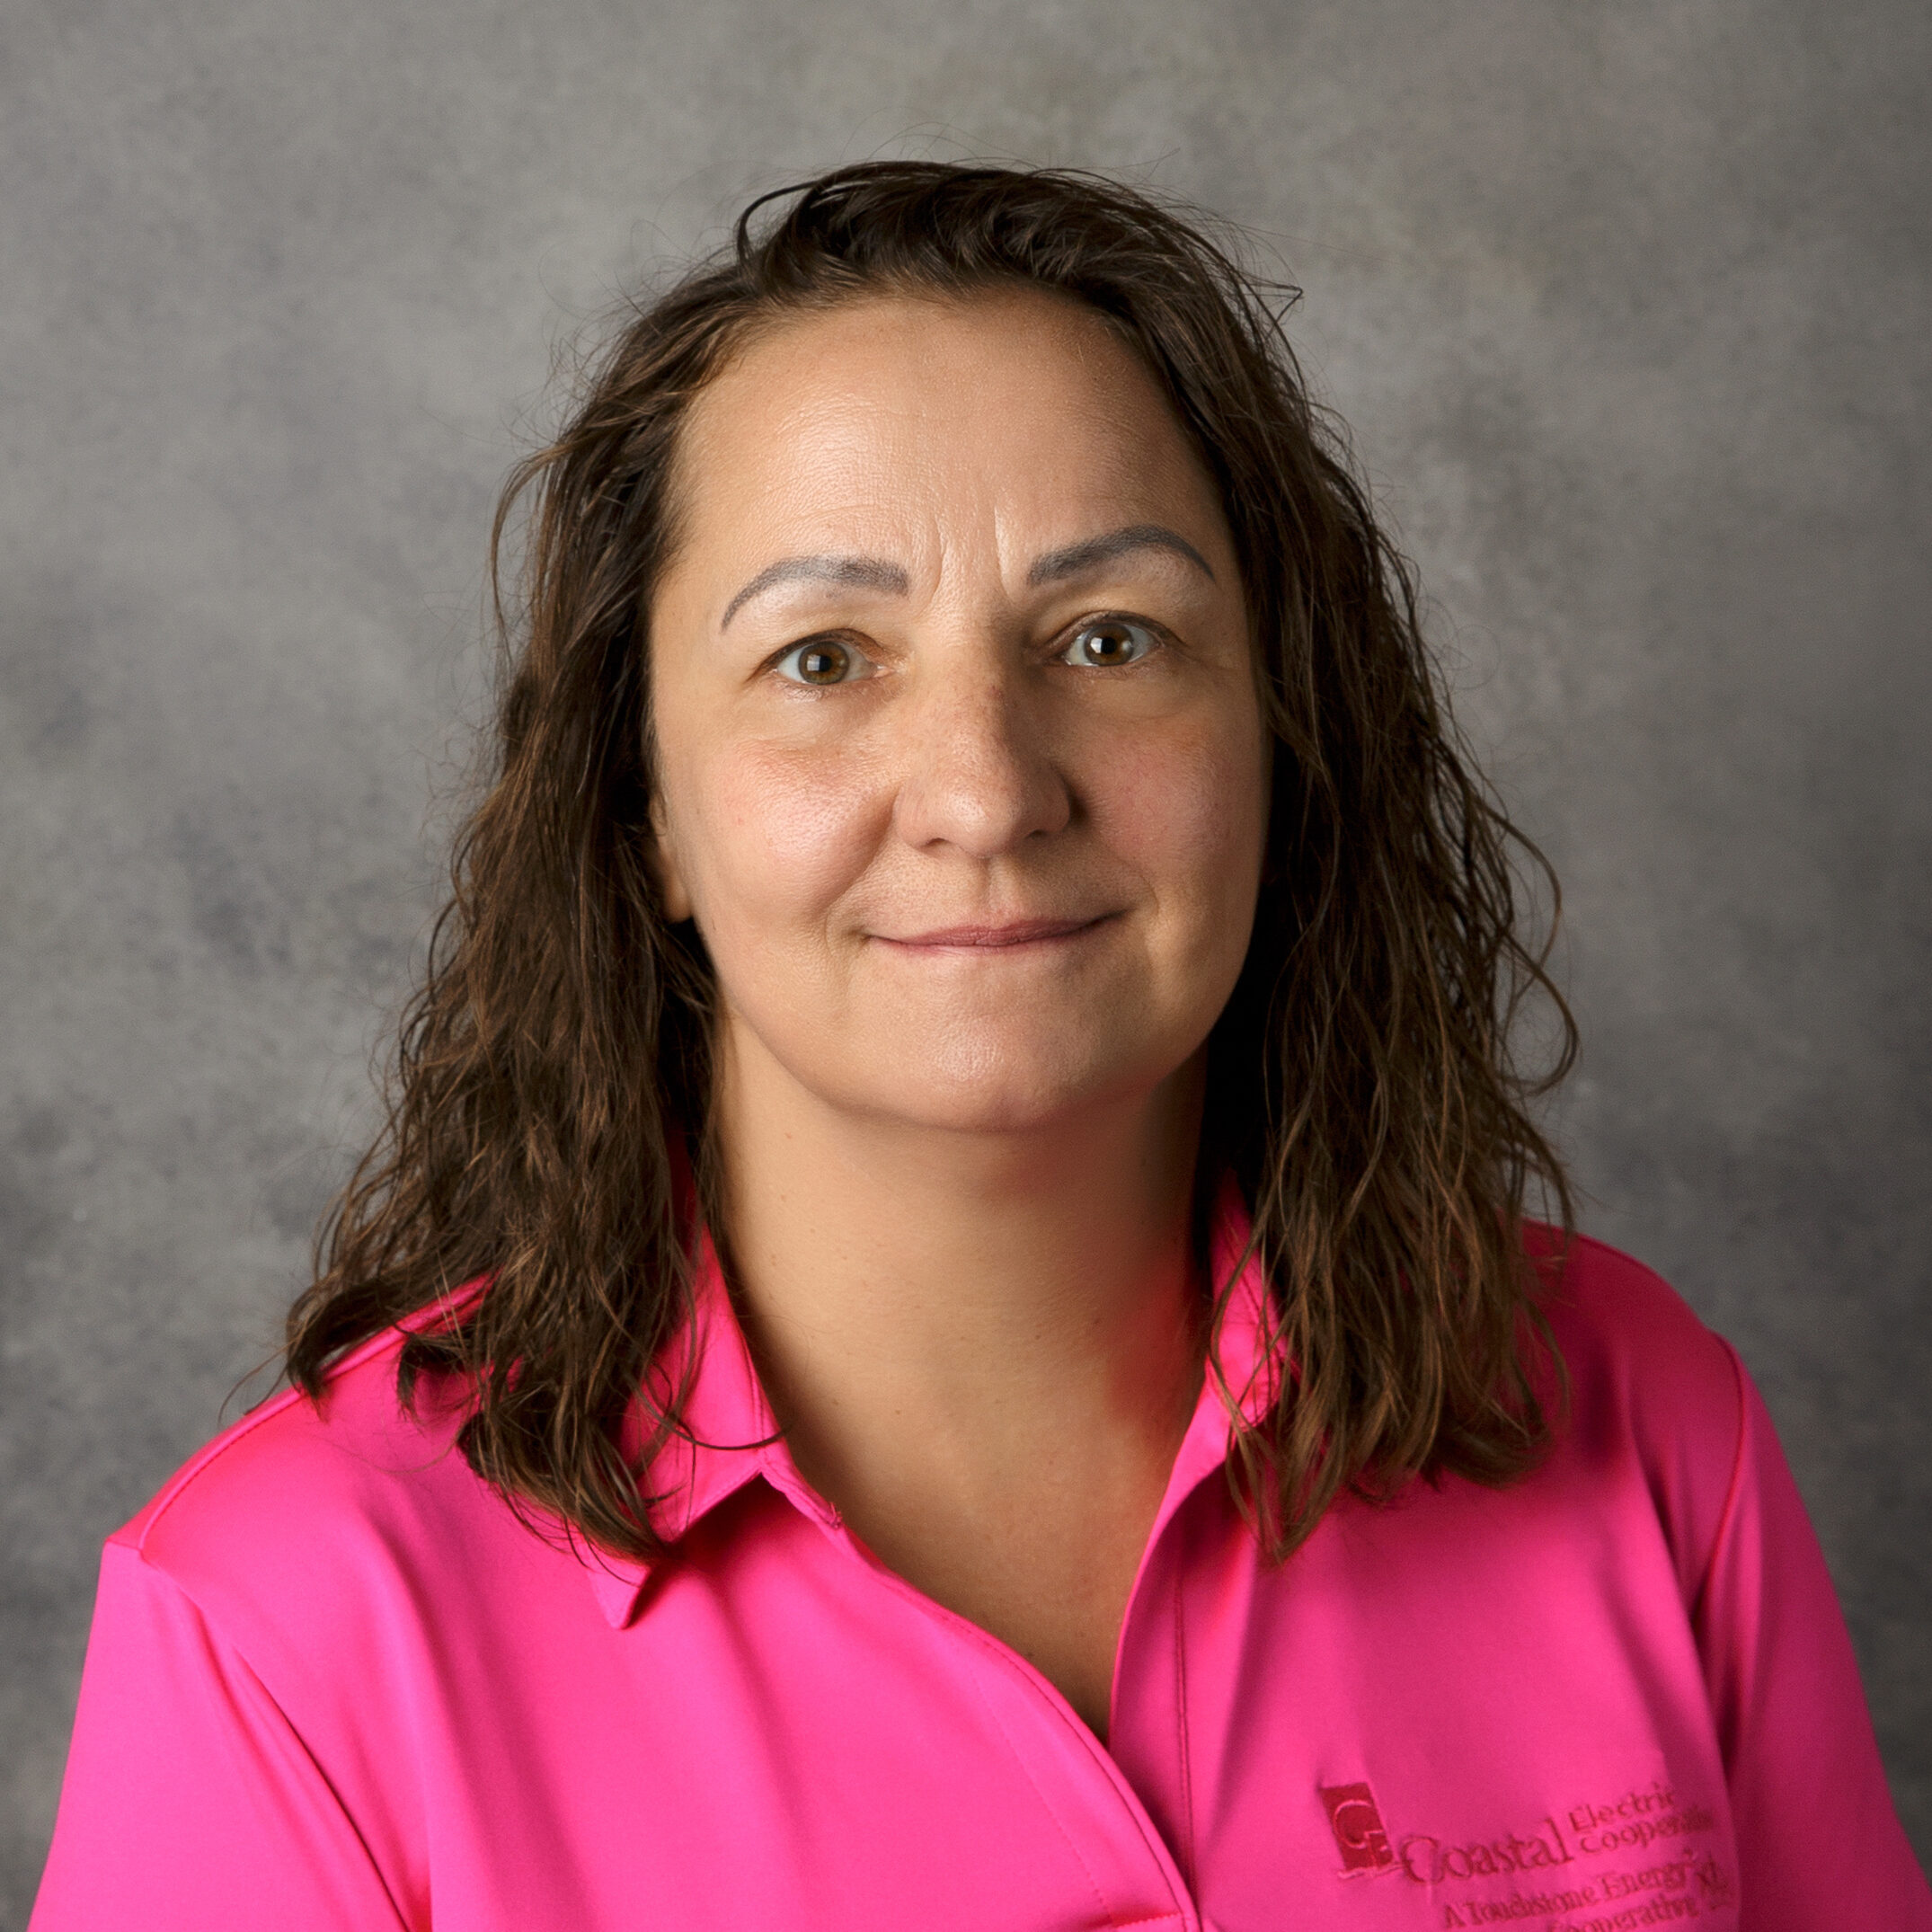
[1092,714,1268,908]
[696,736,885,949]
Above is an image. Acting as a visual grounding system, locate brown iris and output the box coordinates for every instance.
[1069,619,1152,668]
[796,642,851,684]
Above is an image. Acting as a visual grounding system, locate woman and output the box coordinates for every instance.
[32,162,1928,1929]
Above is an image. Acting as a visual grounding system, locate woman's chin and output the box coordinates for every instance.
[829,1043,1173,1139]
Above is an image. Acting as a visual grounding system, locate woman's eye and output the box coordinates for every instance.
[1059,617,1159,669]
[774,639,872,686]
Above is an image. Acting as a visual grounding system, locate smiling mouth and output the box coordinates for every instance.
[875,914,1117,950]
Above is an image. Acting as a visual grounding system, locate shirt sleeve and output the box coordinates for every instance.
[31,1538,411,1931]
[1694,1343,1931,1930]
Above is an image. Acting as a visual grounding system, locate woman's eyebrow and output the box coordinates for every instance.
[721,554,910,630]
[1028,524,1216,586]
[718,527,1212,631]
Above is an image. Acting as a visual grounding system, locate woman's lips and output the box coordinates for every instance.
[874,914,1115,949]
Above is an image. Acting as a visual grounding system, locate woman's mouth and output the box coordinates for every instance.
[873,914,1117,950]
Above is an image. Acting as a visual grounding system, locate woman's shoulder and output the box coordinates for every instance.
[110,1323,501,1639]
[1528,1225,1751,1596]
[1534,1224,1744,1422]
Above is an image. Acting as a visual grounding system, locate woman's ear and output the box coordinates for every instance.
[645,796,696,924]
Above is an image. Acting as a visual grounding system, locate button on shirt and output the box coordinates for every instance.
[31,1202,1932,1930]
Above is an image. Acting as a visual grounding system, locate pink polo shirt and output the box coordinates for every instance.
[32,1203,1930,1930]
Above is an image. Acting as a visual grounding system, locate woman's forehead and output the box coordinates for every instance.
[669,288,1227,572]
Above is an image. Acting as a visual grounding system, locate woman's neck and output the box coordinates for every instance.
[713,1020,1206,1449]
[709,1021,1207,1735]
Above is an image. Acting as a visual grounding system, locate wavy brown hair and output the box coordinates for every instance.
[287,160,1575,1562]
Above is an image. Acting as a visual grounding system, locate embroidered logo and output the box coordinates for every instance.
[1319,1783,1396,1874]
[1321,1775,1736,1928]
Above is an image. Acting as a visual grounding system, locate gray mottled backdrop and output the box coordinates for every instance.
[3,0,1927,1916]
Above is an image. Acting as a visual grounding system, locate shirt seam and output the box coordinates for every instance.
[124,1323,426,1555]
[115,1540,415,1928]
[1173,1564,1197,1884]
[124,1384,319,1553]
[1688,1335,1752,1627]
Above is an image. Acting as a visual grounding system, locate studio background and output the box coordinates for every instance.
[3,0,1927,1915]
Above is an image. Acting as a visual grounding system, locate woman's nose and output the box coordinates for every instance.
[890,661,1073,858]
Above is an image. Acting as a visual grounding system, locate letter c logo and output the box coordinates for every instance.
[1399,1835,1443,1884]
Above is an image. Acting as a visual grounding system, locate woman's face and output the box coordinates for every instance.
[648,288,1269,1137]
